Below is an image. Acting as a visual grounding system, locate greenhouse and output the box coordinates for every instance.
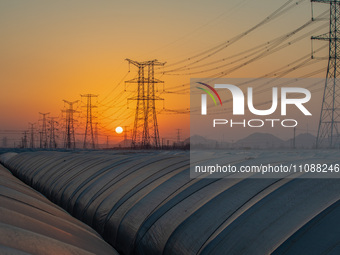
[1,151,340,254]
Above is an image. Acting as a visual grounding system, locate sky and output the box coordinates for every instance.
[0,0,330,147]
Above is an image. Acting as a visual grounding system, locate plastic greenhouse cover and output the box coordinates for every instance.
[1,151,340,255]
[0,163,119,255]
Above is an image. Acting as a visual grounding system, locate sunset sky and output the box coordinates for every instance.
[0,0,330,146]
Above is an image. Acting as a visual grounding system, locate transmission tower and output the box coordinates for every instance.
[29,123,35,148]
[123,125,129,147]
[94,122,99,148]
[39,112,50,148]
[39,131,43,148]
[81,94,98,149]
[176,128,182,144]
[62,100,78,149]
[22,131,28,148]
[126,59,165,149]
[312,0,340,148]
[49,117,58,149]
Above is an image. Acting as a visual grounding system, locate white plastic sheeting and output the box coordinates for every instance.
[1,150,340,255]
[0,162,118,255]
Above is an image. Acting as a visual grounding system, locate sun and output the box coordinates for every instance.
[115,126,123,134]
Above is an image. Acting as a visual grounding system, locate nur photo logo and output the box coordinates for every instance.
[197,81,312,128]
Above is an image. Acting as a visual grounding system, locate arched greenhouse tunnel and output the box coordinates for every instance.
[1,150,340,254]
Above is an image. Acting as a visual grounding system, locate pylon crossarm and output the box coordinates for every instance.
[312,33,331,40]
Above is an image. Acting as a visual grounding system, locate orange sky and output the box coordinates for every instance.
[0,0,330,146]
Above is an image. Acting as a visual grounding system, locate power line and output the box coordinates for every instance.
[163,17,328,94]
[161,0,306,71]
[99,71,131,104]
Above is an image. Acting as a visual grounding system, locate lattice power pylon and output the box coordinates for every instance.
[63,100,78,149]
[39,112,50,148]
[94,122,99,148]
[123,125,129,147]
[22,131,28,148]
[126,59,165,149]
[29,123,35,148]
[176,128,182,144]
[49,117,58,149]
[312,0,340,148]
[81,94,98,149]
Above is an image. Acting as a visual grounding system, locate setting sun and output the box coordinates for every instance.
[115,126,123,134]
